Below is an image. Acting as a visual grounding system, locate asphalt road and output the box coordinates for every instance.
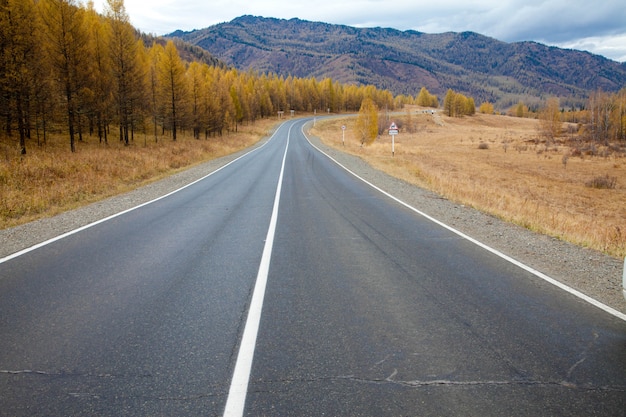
[1,118,625,416]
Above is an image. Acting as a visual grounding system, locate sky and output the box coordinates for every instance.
[90,0,626,63]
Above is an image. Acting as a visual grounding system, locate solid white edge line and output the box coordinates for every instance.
[301,122,626,322]
[223,124,291,417]
[0,126,283,265]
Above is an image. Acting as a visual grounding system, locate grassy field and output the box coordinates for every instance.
[311,109,626,258]
[0,119,276,230]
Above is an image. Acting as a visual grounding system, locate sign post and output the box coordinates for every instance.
[341,125,346,146]
[388,122,398,157]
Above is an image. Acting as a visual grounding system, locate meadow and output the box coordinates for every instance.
[0,119,275,230]
[311,109,626,258]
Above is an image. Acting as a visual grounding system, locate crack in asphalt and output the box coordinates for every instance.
[330,371,626,393]
[565,331,599,381]
[0,369,151,379]
[5,367,625,399]
[249,372,626,394]
[0,369,52,376]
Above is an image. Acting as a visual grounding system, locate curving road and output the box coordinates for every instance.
[1,118,625,416]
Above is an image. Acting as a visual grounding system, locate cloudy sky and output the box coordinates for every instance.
[91,0,626,62]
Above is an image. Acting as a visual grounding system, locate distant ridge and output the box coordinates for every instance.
[169,15,626,109]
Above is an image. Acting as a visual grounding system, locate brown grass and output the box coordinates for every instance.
[311,109,626,258]
[0,119,276,229]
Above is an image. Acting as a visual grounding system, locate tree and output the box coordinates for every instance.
[416,87,430,107]
[356,97,378,145]
[0,0,39,153]
[321,78,340,113]
[416,87,438,108]
[106,0,143,145]
[85,2,112,143]
[146,42,162,142]
[539,97,561,139]
[229,81,243,131]
[40,0,90,152]
[158,40,187,141]
[612,88,626,141]
[464,97,475,116]
[589,90,607,143]
[479,102,494,114]
[515,101,528,118]
[187,61,204,139]
[443,89,456,117]
[444,89,475,117]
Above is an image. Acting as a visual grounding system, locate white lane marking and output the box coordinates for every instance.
[301,123,626,322]
[223,124,292,417]
[0,126,285,265]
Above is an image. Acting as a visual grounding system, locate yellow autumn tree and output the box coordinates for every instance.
[106,0,143,145]
[85,2,113,143]
[416,87,438,108]
[40,0,91,152]
[479,102,494,114]
[515,101,529,118]
[158,40,188,141]
[0,0,40,153]
[356,97,379,145]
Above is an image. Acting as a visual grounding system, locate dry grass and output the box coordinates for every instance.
[0,119,276,229]
[311,109,626,258]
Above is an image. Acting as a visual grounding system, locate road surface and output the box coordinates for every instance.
[1,118,625,416]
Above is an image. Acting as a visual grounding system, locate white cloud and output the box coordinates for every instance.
[555,34,626,63]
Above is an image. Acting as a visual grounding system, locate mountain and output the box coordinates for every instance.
[169,15,626,109]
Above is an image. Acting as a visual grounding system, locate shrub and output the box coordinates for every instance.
[478,142,489,150]
[585,175,617,189]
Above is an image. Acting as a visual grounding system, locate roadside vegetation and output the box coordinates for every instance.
[0,120,275,229]
[312,103,626,258]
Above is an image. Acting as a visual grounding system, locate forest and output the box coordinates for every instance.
[0,0,398,156]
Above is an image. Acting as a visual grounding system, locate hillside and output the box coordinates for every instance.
[169,15,626,109]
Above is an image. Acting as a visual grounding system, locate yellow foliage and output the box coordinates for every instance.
[479,102,494,114]
[356,98,379,145]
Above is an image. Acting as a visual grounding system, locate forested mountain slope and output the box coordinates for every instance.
[170,15,626,109]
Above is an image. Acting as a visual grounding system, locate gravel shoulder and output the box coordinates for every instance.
[2,121,625,316]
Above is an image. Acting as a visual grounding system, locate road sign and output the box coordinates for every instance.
[388,122,398,156]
